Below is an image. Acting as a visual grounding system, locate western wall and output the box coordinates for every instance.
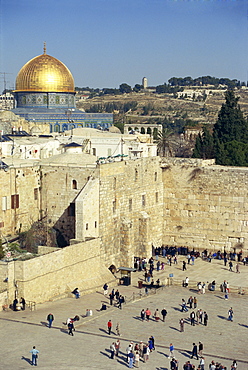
[1,156,248,305]
[161,158,248,252]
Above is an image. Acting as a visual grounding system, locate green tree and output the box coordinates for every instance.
[192,126,215,159]
[119,83,132,94]
[133,84,143,92]
[155,127,175,157]
[213,90,248,165]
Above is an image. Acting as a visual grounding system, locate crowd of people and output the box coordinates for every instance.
[108,335,237,370]
[26,247,243,368]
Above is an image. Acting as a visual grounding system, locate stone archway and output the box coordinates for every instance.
[109,264,117,274]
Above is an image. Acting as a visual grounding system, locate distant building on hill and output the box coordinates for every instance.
[142,77,148,89]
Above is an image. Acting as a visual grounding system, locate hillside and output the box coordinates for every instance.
[77,88,248,129]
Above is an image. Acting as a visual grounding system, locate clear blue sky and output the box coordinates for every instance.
[0,0,247,92]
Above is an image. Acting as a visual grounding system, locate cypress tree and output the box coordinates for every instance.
[213,90,248,166]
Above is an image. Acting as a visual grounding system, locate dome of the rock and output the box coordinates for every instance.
[15,49,74,93]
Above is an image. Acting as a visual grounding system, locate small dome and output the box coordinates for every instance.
[15,47,75,93]
[109,125,121,134]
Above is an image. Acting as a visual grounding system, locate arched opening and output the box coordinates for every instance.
[147,127,151,135]
[153,127,158,140]
[72,179,77,189]
[109,264,117,274]
[141,127,145,134]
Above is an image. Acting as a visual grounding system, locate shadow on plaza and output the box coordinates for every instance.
[100,350,127,366]
[217,315,229,321]
[21,356,32,365]
[171,306,182,312]
[178,350,191,359]
[157,350,169,358]
[169,326,181,332]
[238,323,248,328]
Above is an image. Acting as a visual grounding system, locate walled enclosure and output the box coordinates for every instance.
[1,156,248,305]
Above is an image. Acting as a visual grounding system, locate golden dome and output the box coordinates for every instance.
[15,48,75,93]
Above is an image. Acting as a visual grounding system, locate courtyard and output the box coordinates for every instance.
[0,256,247,369]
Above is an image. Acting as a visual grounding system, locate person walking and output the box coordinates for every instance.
[30,346,39,366]
[236,263,240,273]
[154,309,160,321]
[135,351,140,367]
[161,308,167,322]
[116,322,121,336]
[185,277,189,288]
[115,339,120,356]
[143,344,149,363]
[198,341,203,357]
[109,291,114,305]
[196,309,200,325]
[140,309,145,321]
[139,341,144,360]
[179,318,184,332]
[47,313,54,328]
[199,356,205,370]
[193,296,197,309]
[188,296,193,309]
[228,307,234,321]
[110,342,116,359]
[203,311,208,326]
[103,283,108,296]
[107,320,112,334]
[181,299,188,312]
[126,344,132,362]
[150,336,155,351]
[128,350,135,368]
[182,261,187,271]
[190,311,195,326]
[191,343,198,360]
[145,308,151,321]
[20,297,26,311]
[68,320,74,336]
[169,343,174,359]
[229,261,233,272]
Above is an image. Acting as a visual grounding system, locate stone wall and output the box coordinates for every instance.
[0,164,40,236]
[5,238,114,304]
[40,164,98,245]
[99,157,164,267]
[161,158,248,252]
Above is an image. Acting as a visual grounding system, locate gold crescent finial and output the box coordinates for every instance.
[43,42,47,55]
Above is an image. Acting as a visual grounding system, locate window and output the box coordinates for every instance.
[142,194,146,207]
[92,148,96,156]
[34,188,39,200]
[11,194,19,209]
[135,169,138,182]
[155,172,157,181]
[129,198,132,212]
[155,192,159,203]
[86,223,88,230]
[68,203,75,216]
[95,221,97,228]
[113,200,116,213]
[72,179,77,189]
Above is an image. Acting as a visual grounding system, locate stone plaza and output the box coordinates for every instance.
[0,256,247,369]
